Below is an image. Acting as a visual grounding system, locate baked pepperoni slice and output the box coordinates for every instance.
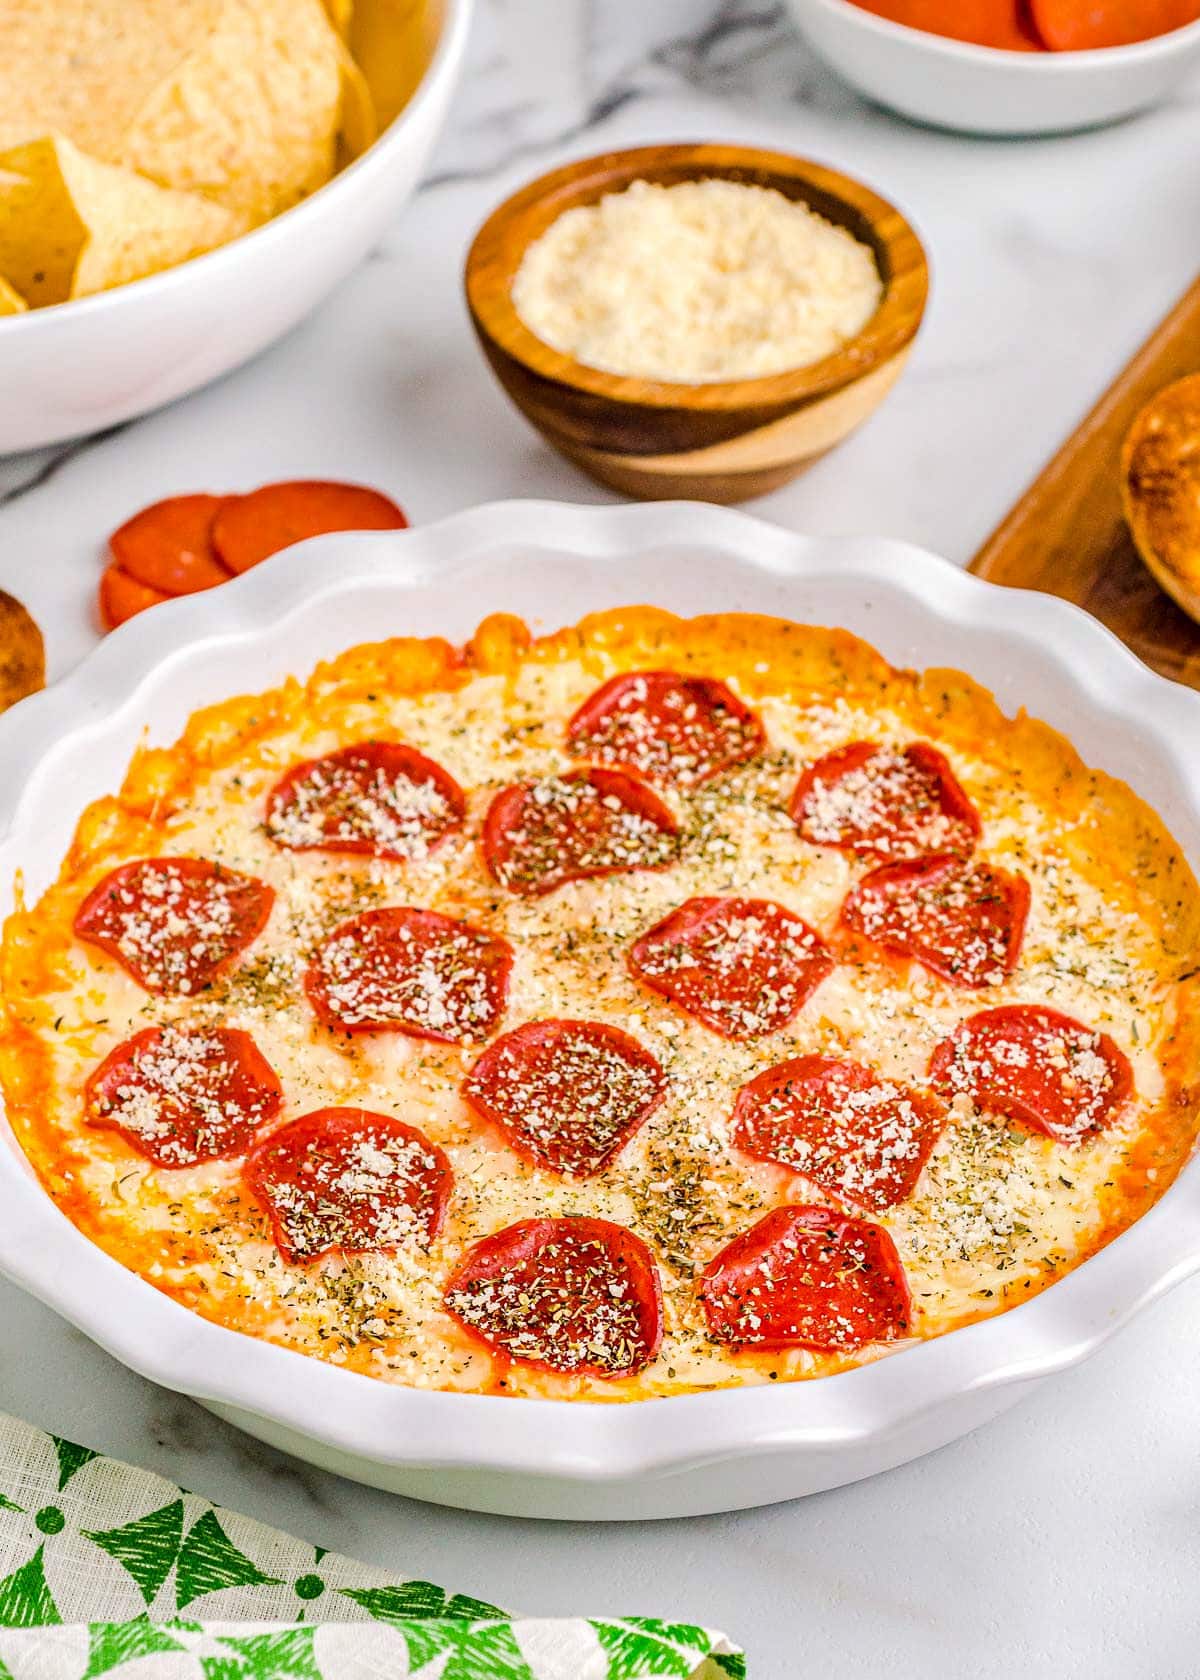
[732,1057,943,1212]
[463,1019,667,1177]
[482,767,678,897]
[306,906,511,1042]
[699,1206,911,1352]
[929,1004,1132,1145]
[74,858,274,995]
[244,1107,452,1265]
[791,741,980,860]
[565,670,766,788]
[265,742,466,862]
[443,1216,663,1378]
[841,853,1030,988]
[628,896,833,1039]
[84,1024,282,1169]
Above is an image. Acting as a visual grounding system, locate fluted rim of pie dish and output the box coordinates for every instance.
[1,498,1199,1485]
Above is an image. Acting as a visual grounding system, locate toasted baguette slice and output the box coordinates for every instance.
[1123,373,1200,624]
[0,589,43,712]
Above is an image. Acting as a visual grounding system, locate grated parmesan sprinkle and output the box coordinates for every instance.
[512,177,882,383]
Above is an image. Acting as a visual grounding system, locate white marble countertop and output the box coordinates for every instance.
[2,4,1199,1675]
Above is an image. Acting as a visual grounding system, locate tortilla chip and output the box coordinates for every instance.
[0,0,343,225]
[0,276,27,314]
[0,136,248,307]
[349,0,437,128]
[124,0,344,221]
[0,2,223,162]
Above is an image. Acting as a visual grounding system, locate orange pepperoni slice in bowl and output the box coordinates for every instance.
[463,1019,667,1177]
[929,1004,1133,1145]
[482,767,678,897]
[108,494,234,597]
[443,1216,664,1379]
[266,742,466,863]
[244,1107,453,1266]
[1030,0,1198,50]
[565,670,766,788]
[628,896,833,1039]
[84,1024,282,1169]
[732,1056,944,1213]
[841,853,1030,988]
[847,0,1043,48]
[211,480,408,575]
[791,741,980,860]
[74,858,274,996]
[699,1205,911,1352]
[306,906,512,1042]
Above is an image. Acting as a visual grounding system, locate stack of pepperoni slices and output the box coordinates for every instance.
[99,480,407,630]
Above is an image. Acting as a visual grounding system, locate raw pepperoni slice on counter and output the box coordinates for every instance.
[699,1205,911,1352]
[243,1107,453,1265]
[84,1024,282,1169]
[74,857,274,995]
[732,1056,944,1213]
[628,896,833,1039]
[790,741,980,860]
[565,670,766,787]
[929,1004,1133,1145]
[463,1019,667,1177]
[841,853,1030,988]
[443,1216,664,1378]
[98,565,170,630]
[108,494,233,596]
[482,767,679,896]
[306,906,512,1042]
[265,741,466,862]
[211,480,408,574]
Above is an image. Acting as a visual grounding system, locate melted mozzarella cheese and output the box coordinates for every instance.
[8,653,1190,1401]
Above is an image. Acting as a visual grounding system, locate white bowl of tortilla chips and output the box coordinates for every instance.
[0,0,471,453]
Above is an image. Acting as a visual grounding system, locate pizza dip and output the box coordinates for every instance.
[3,608,1198,1401]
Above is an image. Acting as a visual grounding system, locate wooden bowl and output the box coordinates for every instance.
[464,143,929,504]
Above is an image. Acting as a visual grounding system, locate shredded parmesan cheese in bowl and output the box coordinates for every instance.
[512,177,883,384]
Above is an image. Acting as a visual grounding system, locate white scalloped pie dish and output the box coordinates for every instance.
[1,499,1199,1521]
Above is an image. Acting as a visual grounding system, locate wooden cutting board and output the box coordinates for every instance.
[970,275,1200,688]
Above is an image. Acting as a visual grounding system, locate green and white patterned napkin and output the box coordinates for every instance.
[0,1413,742,1678]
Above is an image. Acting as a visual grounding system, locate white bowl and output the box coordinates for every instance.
[1,499,1199,1521]
[0,0,472,455]
[786,0,1200,134]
